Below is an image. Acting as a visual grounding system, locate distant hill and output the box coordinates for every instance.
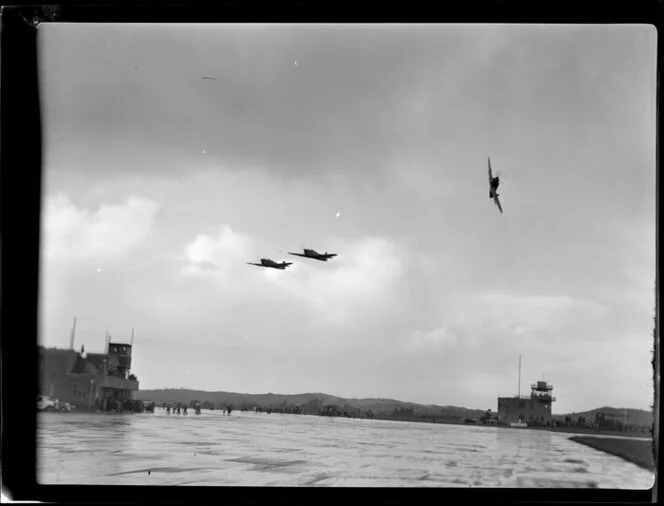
[553,407,653,428]
[136,389,653,427]
[134,389,487,418]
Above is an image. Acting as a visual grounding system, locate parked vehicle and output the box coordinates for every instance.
[37,395,59,411]
[142,401,155,413]
[59,402,75,412]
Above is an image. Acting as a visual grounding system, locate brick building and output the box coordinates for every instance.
[497,381,556,425]
[39,340,139,411]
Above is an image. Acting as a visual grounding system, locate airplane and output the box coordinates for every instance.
[488,157,503,214]
[287,248,338,262]
[246,258,293,270]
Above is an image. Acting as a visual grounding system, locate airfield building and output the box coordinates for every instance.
[497,381,556,425]
[39,338,139,411]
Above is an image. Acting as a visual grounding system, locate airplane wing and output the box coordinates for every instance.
[287,253,308,258]
[246,262,267,267]
[488,157,493,184]
[493,194,503,214]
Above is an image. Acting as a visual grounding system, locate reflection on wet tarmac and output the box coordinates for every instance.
[38,410,654,488]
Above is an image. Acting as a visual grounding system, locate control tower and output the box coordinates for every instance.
[107,341,133,379]
[529,380,556,421]
[497,357,557,425]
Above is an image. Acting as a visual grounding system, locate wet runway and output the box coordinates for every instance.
[38,410,654,488]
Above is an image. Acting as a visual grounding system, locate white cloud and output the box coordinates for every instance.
[404,326,458,352]
[42,193,160,261]
[263,236,405,324]
[447,291,607,338]
[182,224,254,279]
[556,332,654,409]
[619,221,655,305]
[182,231,405,326]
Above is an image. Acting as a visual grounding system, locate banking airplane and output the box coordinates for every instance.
[246,258,293,270]
[488,157,503,214]
[288,248,338,262]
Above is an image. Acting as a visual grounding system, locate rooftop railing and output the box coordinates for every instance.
[98,375,139,391]
[531,383,554,390]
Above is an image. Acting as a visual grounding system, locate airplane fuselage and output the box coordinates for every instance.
[263,260,291,269]
[310,253,335,261]
[288,249,338,261]
[247,259,292,269]
[487,158,503,213]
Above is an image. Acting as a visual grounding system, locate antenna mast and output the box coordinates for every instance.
[131,328,135,347]
[518,355,522,397]
[69,317,77,350]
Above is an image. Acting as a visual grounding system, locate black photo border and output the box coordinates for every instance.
[1,0,660,504]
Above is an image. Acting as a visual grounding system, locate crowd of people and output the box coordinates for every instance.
[160,402,234,416]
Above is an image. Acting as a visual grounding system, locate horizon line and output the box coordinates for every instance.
[137,387,652,414]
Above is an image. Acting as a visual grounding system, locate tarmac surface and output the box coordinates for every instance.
[38,410,655,488]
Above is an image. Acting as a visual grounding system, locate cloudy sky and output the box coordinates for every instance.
[37,23,656,413]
